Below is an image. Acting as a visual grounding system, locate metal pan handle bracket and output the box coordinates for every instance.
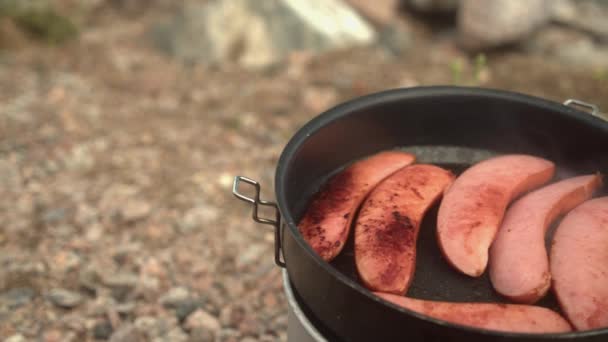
[232,176,285,267]
[563,99,601,118]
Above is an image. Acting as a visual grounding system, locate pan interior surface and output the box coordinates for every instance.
[276,87,608,339]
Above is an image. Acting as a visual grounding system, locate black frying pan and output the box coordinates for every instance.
[233,86,608,341]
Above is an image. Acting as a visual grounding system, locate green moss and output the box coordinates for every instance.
[473,53,487,84]
[593,68,608,82]
[0,0,77,44]
[450,59,463,85]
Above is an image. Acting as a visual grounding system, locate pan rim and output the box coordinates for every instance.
[274,85,608,338]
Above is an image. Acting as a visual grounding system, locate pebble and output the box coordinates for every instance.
[93,320,114,340]
[134,315,179,339]
[119,199,151,222]
[133,315,157,332]
[219,305,245,327]
[183,309,221,332]
[178,206,219,233]
[4,334,27,342]
[108,323,144,342]
[51,250,81,272]
[159,287,190,308]
[238,317,259,337]
[236,243,267,268]
[0,287,35,310]
[42,329,63,342]
[215,329,240,342]
[189,327,215,342]
[0,158,22,192]
[47,288,83,308]
[175,300,200,322]
[79,266,102,292]
[102,272,138,300]
[165,327,188,342]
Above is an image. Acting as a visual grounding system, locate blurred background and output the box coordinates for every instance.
[0,0,607,341]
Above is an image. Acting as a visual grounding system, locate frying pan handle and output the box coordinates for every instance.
[563,99,604,119]
[232,176,285,268]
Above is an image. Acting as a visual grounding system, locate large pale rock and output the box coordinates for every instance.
[458,0,550,50]
[551,0,608,42]
[344,0,400,26]
[524,25,608,69]
[153,0,376,68]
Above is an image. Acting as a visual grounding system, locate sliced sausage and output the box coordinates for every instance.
[490,174,602,304]
[551,196,608,331]
[437,154,555,277]
[355,164,454,294]
[298,151,416,261]
[375,292,572,333]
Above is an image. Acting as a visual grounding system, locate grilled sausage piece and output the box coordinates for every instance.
[490,174,602,304]
[375,292,572,333]
[298,151,416,261]
[437,154,555,277]
[355,164,454,294]
[551,196,608,331]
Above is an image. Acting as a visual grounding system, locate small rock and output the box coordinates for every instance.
[134,315,179,340]
[102,273,138,300]
[93,320,114,340]
[109,323,144,342]
[42,207,67,223]
[236,244,267,268]
[183,309,221,333]
[4,334,27,342]
[42,329,63,342]
[85,223,104,241]
[219,305,245,327]
[75,203,99,228]
[79,266,102,292]
[133,316,157,333]
[178,206,219,233]
[0,287,35,310]
[524,25,608,68]
[63,143,95,171]
[551,0,608,41]
[259,334,278,342]
[215,329,240,342]
[188,328,215,342]
[302,86,339,114]
[458,0,550,50]
[119,200,151,222]
[159,287,190,308]
[0,157,22,192]
[47,288,83,308]
[152,0,376,69]
[238,317,259,337]
[51,250,81,273]
[165,327,188,342]
[175,301,200,323]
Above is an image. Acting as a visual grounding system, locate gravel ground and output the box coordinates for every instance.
[1,6,607,342]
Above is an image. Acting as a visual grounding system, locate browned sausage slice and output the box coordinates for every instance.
[354,164,454,294]
[437,154,555,277]
[551,196,608,331]
[298,151,416,261]
[375,292,572,333]
[489,174,602,304]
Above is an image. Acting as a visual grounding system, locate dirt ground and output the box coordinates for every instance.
[1,4,607,342]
